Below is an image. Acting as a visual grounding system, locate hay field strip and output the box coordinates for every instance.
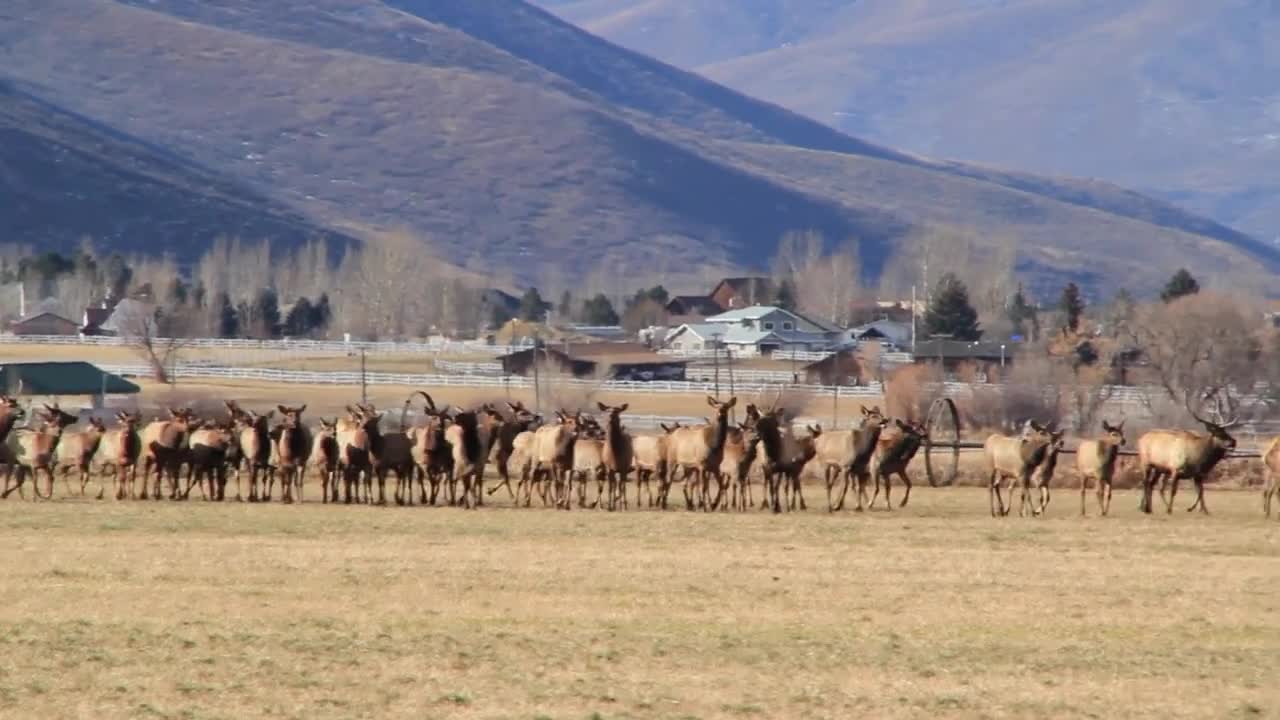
[0,489,1277,720]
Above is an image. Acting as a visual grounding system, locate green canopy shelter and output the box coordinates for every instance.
[0,362,140,407]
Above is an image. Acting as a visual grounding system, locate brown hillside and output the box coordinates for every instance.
[0,0,1275,294]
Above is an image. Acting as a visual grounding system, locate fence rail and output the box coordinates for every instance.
[0,334,524,356]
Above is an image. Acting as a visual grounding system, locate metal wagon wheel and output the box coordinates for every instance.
[924,397,961,487]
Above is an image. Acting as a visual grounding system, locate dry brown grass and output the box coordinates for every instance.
[0,487,1277,720]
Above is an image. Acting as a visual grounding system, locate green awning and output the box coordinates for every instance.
[0,362,141,396]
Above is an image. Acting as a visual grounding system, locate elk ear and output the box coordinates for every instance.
[706,396,719,407]
[618,403,628,413]
[597,402,608,412]
[278,405,290,414]
[724,397,737,410]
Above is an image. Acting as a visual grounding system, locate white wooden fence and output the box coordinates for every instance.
[0,334,525,356]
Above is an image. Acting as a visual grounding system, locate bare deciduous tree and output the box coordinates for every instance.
[772,231,863,325]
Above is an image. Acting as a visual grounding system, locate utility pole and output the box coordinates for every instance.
[360,348,367,406]
[911,284,918,355]
[532,336,541,413]
[711,333,722,400]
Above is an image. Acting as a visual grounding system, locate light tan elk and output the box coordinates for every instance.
[813,406,888,512]
[310,418,340,503]
[95,411,143,500]
[1137,404,1238,515]
[530,411,581,509]
[667,396,737,511]
[1076,420,1126,516]
[337,405,374,503]
[632,422,679,508]
[185,420,238,500]
[983,421,1056,517]
[597,403,632,511]
[54,415,107,497]
[1263,435,1280,519]
[1013,428,1064,517]
[273,405,311,504]
[869,419,928,510]
[2,404,79,499]
[570,419,608,509]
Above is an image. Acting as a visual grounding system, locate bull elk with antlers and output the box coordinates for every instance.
[1137,398,1239,515]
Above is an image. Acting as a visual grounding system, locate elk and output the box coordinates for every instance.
[445,407,491,509]
[185,420,238,500]
[1013,429,1064,517]
[597,403,632,511]
[530,411,581,509]
[336,405,374,503]
[139,407,198,500]
[488,400,541,500]
[1137,401,1239,515]
[406,394,453,506]
[666,396,737,511]
[1263,435,1280,519]
[983,420,1056,517]
[1,404,79,499]
[54,416,107,497]
[632,422,679,508]
[718,424,758,512]
[813,406,888,512]
[1076,420,1126,516]
[310,418,340,503]
[869,419,927,510]
[91,411,142,500]
[570,422,608,510]
[0,396,26,447]
[233,409,275,502]
[272,405,311,503]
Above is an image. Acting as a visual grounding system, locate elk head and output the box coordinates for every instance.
[114,411,141,430]
[0,395,24,420]
[658,421,681,434]
[277,405,307,428]
[860,405,889,429]
[1100,419,1126,447]
[87,416,107,434]
[807,423,823,438]
[706,395,737,421]
[42,403,79,431]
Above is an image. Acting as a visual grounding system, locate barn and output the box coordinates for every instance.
[497,343,687,381]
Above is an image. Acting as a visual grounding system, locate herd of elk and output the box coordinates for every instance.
[1,389,1273,519]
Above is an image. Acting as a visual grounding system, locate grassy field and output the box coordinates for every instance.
[0,488,1276,720]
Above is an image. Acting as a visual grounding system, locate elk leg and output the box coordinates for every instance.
[1188,477,1209,514]
[1165,476,1178,514]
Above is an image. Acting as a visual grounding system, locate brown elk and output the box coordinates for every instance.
[336,405,374,503]
[1263,435,1280,519]
[2,404,79,499]
[632,422,679,508]
[597,403,632,511]
[270,405,311,504]
[1137,403,1239,515]
[445,407,492,509]
[1013,429,1064,517]
[233,409,275,502]
[983,420,1056,517]
[139,407,198,500]
[310,419,340,503]
[406,394,453,506]
[488,400,541,500]
[95,411,142,501]
[666,396,737,511]
[813,406,889,512]
[0,396,26,447]
[54,416,107,497]
[185,420,238,500]
[718,424,759,511]
[869,419,928,510]
[1076,420,1126,516]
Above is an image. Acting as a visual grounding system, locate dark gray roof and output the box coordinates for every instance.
[0,362,140,395]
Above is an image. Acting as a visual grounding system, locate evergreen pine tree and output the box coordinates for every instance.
[580,294,620,325]
[772,279,797,311]
[216,292,238,338]
[557,290,573,321]
[310,293,332,336]
[284,297,314,337]
[924,273,981,341]
[1160,268,1200,303]
[519,287,550,322]
[1006,284,1038,340]
[253,288,281,338]
[1058,282,1085,333]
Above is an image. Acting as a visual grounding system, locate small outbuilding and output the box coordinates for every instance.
[498,343,688,381]
[802,350,864,386]
[0,361,141,407]
[9,312,80,336]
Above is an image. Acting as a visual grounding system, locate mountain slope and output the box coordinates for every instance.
[535,0,1280,244]
[0,79,351,261]
[0,0,1275,295]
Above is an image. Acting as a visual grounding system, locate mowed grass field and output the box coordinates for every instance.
[1,488,1277,720]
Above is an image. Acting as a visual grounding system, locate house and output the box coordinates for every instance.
[912,339,1015,375]
[665,305,840,357]
[9,311,80,336]
[664,295,723,319]
[802,350,864,386]
[0,361,141,408]
[848,320,913,349]
[97,299,155,337]
[497,342,688,381]
[709,277,775,311]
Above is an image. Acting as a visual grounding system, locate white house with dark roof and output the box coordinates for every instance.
[664,305,844,356]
